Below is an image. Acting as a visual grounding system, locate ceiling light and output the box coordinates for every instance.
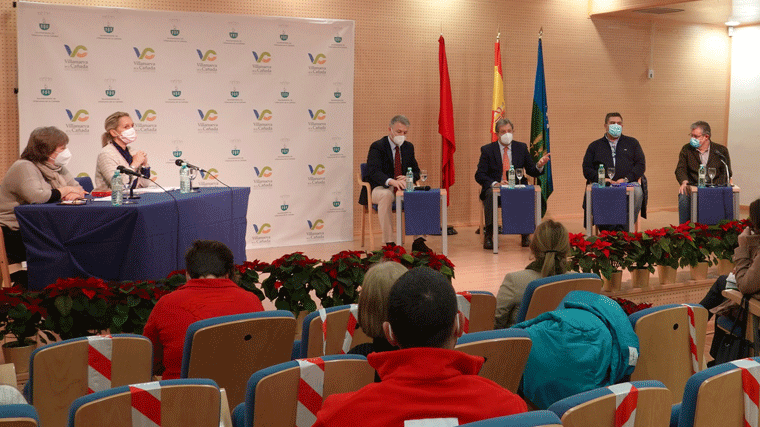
[725,20,740,26]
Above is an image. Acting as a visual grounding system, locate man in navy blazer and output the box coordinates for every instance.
[364,115,427,250]
[475,118,550,250]
[581,112,645,229]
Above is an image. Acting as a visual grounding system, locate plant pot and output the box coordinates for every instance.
[717,259,735,276]
[602,271,623,292]
[2,341,35,374]
[631,268,650,289]
[690,262,709,281]
[657,265,678,285]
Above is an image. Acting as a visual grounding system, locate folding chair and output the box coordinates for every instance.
[73,176,94,193]
[455,329,532,393]
[299,304,372,358]
[457,290,496,333]
[0,404,40,427]
[181,311,296,408]
[515,273,601,324]
[459,411,562,427]
[67,379,220,427]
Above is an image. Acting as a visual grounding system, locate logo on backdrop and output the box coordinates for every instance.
[225,81,244,103]
[165,20,186,43]
[329,191,346,213]
[308,164,326,186]
[99,78,122,104]
[308,53,327,75]
[308,109,327,132]
[276,195,293,217]
[34,77,58,103]
[196,49,218,73]
[328,136,345,159]
[133,47,156,72]
[200,168,219,180]
[253,109,273,132]
[276,25,293,47]
[134,109,158,133]
[330,82,346,104]
[39,18,50,31]
[253,166,273,189]
[98,15,120,40]
[251,51,272,74]
[166,80,187,103]
[64,109,89,134]
[276,82,294,104]
[168,140,184,163]
[277,138,294,161]
[251,223,272,244]
[225,22,243,44]
[226,139,245,162]
[197,109,219,133]
[330,27,347,48]
[307,219,325,241]
[63,44,88,70]
[33,13,57,38]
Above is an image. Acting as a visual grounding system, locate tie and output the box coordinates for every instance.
[394,146,401,178]
[502,145,510,181]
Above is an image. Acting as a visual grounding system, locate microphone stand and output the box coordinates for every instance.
[127,175,141,200]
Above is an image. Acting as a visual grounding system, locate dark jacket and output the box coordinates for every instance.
[474,140,541,200]
[674,142,732,186]
[582,134,645,184]
[359,137,420,206]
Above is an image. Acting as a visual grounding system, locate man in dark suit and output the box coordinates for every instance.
[675,120,733,224]
[475,118,551,250]
[582,112,645,229]
[364,115,428,250]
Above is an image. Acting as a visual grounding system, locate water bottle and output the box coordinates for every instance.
[698,164,706,188]
[405,167,414,192]
[508,165,516,189]
[598,164,606,187]
[110,170,122,206]
[180,165,191,193]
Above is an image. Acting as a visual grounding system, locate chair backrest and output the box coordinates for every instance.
[241,354,374,427]
[459,411,562,427]
[675,356,760,427]
[455,329,532,393]
[0,231,11,287]
[457,291,496,333]
[360,163,369,182]
[547,380,671,427]
[29,334,152,427]
[629,304,708,404]
[181,311,296,408]
[516,273,601,323]
[74,176,94,193]
[68,379,220,427]
[0,404,40,427]
[300,305,373,358]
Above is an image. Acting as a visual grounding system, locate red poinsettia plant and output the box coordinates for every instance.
[259,252,322,315]
[311,250,371,309]
[0,286,53,347]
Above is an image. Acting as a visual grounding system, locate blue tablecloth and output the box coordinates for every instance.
[500,186,536,235]
[697,186,734,225]
[591,185,628,226]
[16,187,250,290]
[404,189,441,236]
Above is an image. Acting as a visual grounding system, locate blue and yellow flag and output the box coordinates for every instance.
[529,38,553,217]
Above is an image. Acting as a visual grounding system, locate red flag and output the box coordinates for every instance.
[439,35,455,206]
[491,36,505,143]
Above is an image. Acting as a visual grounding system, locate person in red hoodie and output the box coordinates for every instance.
[143,240,264,379]
[313,267,527,427]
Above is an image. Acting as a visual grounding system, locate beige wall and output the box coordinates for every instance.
[0,0,731,229]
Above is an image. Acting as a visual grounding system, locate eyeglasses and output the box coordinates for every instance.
[690,133,703,138]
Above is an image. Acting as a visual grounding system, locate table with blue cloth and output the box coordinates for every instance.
[491,185,541,254]
[15,187,250,291]
[690,185,740,225]
[585,184,635,236]
[394,189,448,255]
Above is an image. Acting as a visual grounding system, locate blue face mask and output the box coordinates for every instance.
[690,137,700,148]
[608,124,622,138]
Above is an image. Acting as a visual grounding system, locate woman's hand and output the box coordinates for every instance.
[60,186,86,201]
[132,151,148,168]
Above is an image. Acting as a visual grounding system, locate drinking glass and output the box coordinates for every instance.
[607,167,615,180]
[515,168,524,182]
[707,167,717,186]
[420,169,428,182]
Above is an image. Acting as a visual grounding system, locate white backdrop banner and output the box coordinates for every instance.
[17,1,354,250]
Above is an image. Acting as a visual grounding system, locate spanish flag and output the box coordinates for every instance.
[491,35,505,142]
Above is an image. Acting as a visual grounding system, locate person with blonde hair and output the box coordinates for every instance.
[94,111,152,191]
[348,261,407,357]
[494,219,572,328]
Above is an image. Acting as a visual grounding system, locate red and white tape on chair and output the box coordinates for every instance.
[456,292,472,333]
[608,383,638,427]
[87,335,113,394]
[296,358,325,427]
[681,304,699,373]
[129,381,162,427]
[318,304,359,355]
[731,358,760,427]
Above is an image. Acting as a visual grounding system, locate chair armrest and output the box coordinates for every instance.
[722,290,760,317]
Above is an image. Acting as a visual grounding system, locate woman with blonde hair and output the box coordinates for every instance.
[494,219,572,328]
[94,111,152,191]
[348,261,407,357]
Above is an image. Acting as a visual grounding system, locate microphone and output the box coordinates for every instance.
[116,165,143,178]
[713,150,731,186]
[413,186,431,191]
[174,159,202,171]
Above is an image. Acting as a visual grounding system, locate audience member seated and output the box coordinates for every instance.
[494,219,572,329]
[143,240,264,379]
[0,126,85,284]
[0,385,27,404]
[348,261,406,357]
[313,267,527,427]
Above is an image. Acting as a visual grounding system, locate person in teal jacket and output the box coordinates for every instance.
[513,290,639,409]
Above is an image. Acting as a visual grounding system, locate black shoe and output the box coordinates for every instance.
[412,237,431,252]
[484,234,493,250]
[521,235,530,247]
[447,226,458,235]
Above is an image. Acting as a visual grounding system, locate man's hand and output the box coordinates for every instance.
[679,181,689,195]
[388,178,406,191]
[614,178,628,184]
[537,153,551,168]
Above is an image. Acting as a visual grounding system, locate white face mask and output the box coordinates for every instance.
[52,148,72,167]
[499,132,513,146]
[392,135,405,146]
[118,128,137,144]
